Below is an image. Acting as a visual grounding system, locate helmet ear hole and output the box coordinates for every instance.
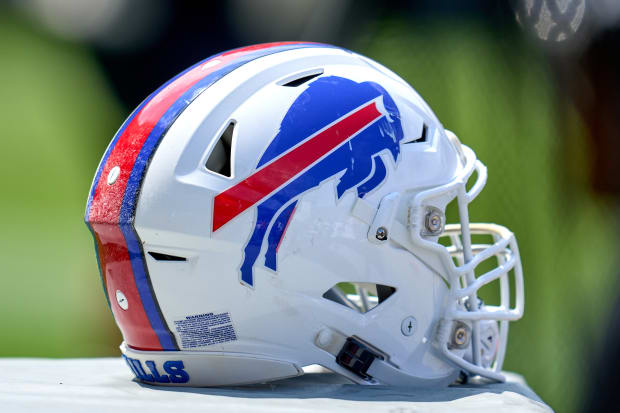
[205,122,235,177]
[376,284,396,303]
[323,282,396,313]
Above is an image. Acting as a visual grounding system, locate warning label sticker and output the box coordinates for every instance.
[174,312,237,349]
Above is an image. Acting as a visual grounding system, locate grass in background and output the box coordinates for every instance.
[0,13,122,357]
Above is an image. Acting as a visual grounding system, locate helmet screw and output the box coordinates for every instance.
[375,226,388,241]
[424,207,444,235]
[454,327,467,346]
[401,316,417,336]
[449,321,471,349]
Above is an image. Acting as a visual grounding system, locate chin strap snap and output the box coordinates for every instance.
[336,337,383,380]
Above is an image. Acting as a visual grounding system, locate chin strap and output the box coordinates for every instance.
[315,328,457,387]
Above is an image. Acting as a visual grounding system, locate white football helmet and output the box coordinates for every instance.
[85,42,524,387]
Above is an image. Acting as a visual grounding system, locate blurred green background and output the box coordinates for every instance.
[1,1,619,412]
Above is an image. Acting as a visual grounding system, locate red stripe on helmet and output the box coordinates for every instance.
[92,223,163,349]
[212,100,382,231]
[87,42,316,350]
[89,43,310,225]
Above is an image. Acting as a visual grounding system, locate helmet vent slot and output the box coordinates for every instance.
[205,122,235,177]
[322,282,396,314]
[281,71,322,87]
[148,251,187,262]
[405,123,427,144]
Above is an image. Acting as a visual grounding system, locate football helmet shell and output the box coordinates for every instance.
[85,42,524,387]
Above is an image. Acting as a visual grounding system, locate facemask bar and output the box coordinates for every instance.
[407,145,524,382]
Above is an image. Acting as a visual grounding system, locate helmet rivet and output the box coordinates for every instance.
[424,207,444,235]
[375,226,388,241]
[107,166,121,185]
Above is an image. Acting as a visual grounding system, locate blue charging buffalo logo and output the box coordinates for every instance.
[213,76,404,286]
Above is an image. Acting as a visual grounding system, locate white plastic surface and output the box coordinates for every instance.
[111,45,525,386]
[132,46,463,386]
[0,358,553,412]
[122,342,303,386]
